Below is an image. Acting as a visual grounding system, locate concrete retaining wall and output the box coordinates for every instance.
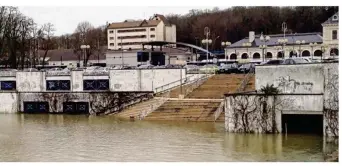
[0,93,18,113]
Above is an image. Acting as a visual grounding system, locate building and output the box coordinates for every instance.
[107,14,176,50]
[225,12,339,62]
[40,49,106,67]
[106,47,195,66]
[106,14,181,66]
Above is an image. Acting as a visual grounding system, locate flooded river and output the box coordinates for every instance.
[0,114,336,162]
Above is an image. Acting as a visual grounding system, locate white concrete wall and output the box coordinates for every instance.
[109,69,186,92]
[46,76,71,80]
[16,72,45,92]
[106,52,140,67]
[156,22,165,41]
[255,64,324,93]
[0,93,18,113]
[110,70,141,91]
[71,70,83,92]
[323,25,339,45]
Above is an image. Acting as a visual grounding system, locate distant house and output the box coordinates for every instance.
[39,48,106,67]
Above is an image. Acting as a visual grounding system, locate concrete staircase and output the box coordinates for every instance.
[186,74,249,99]
[116,97,166,120]
[144,100,222,121]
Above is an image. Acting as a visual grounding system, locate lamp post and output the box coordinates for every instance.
[295,40,306,57]
[320,44,328,61]
[221,41,231,60]
[202,39,212,64]
[277,38,288,59]
[80,45,90,67]
[260,33,270,62]
[202,27,211,64]
[309,42,317,60]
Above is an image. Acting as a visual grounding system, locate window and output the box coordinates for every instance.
[69,63,73,65]
[61,63,64,65]
[46,80,71,91]
[118,42,144,46]
[63,102,89,114]
[332,15,338,21]
[0,81,16,90]
[109,37,114,40]
[332,30,338,40]
[83,80,109,91]
[23,102,49,113]
[109,30,114,33]
[117,29,146,33]
[117,35,146,39]
[110,43,114,46]
[150,28,155,31]
[150,35,155,38]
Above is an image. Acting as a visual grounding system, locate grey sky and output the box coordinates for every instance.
[18,6,226,36]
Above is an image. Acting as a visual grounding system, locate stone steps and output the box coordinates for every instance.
[115,98,165,119]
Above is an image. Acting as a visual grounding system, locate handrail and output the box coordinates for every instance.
[236,67,255,92]
[154,74,196,94]
[214,100,225,121]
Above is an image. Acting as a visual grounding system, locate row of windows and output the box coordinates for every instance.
[109,28,155,34]
[117,42,144,46]
[46,80,110,91]
[109,35,155,41]
[23,102,89,114]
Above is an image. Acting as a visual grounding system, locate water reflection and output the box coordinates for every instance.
[0,114,336,162]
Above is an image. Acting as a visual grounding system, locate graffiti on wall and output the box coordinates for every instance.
[274,76,314,93]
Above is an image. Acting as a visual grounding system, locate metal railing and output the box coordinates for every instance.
[214,100,225,121]
[154,74,196,94]
[236,67,255,92]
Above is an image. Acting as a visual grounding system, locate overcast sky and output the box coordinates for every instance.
[18,6,226,36]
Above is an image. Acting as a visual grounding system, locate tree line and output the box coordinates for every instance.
[0,6,338,68]
[0,6,107,69]
[165,6,338,50]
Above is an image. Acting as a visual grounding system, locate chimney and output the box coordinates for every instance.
[249,31,255,43]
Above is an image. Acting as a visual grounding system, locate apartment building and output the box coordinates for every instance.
[107,14,176,50]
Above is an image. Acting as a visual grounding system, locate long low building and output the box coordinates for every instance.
[224,12,339,62]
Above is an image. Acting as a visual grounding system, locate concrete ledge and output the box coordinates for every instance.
[282,111,323,115]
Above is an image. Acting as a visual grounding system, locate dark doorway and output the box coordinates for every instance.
[282,114,323,135]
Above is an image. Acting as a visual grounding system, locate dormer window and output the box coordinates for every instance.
[332,15,338,21]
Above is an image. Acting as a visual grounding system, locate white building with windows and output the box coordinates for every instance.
[107,14,176,50]
[224,12,339,62]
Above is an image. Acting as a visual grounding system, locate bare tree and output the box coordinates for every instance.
[40,23,55,67]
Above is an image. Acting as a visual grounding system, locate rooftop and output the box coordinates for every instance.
[322,12,339,25]
[107,14,170,29]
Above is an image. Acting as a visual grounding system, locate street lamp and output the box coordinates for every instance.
[309,42,317,60]
[277,38,288,59]
[222,41,231,60]
[202,38,212,64]
[203,27,211,64]
[80,45,90,67]
[260,33,270,61]
[320,44,329,61]
[295,40,306,57]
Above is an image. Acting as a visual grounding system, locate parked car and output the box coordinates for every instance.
[282,58,310,65]
[238,63,255,73]
[260,59,284,65]
[199,64,219,73]
[218,63,239,74]
[153,65,166,69]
